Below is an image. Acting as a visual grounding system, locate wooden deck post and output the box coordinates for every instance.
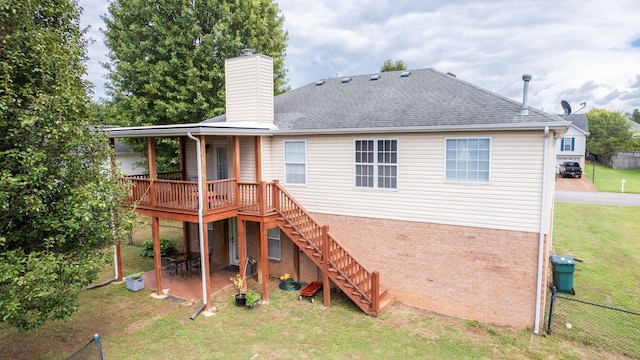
[322,225,331,308]
[260,181,267,215]
[371,271,380,315]
[152,216,163,296]
[238,219,247,293]
[259,221,269,302]
[115,241,123,282]
[147,137,157,207]
[255,136,262,182]
[272,180,280,210]
[233,136,240,205]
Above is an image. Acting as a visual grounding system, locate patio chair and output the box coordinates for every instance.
[161,257,179,281]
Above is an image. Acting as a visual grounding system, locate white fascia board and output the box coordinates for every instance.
[273,121,572,136]
[108,122,277,138]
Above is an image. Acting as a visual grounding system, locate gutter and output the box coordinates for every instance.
[534,126,550,334]
[186,132,208,315]
[107,121,571,139]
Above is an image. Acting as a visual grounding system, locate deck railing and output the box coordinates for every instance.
[123,177,237,212]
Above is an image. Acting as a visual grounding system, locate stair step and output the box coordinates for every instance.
[335,275,346,281]
[312,252,321,257]
[327,268,337,273]
[377,293,396,314]
[305,245,314,250]
[343,283,353,288]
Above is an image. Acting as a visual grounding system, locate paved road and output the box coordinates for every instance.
[555,191,640,206]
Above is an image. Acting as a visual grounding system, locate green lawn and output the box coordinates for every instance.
[1,204,639,359]
[583,162,640,193]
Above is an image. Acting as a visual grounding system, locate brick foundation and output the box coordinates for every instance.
[310,213,550,329]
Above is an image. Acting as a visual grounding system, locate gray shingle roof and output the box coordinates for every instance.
[564,114,588,133]
[205,68,566,132]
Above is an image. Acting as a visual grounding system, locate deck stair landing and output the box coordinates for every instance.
[273,184,394,316]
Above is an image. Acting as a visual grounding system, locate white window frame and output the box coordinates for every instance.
[445,137,491,183]
[284,140,307,185]
[561,137,574,152]
[354,139,398,189]
[267,227,281,260]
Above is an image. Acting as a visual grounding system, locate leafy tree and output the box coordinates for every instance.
[102,0,289,170]
[0,0,134,330]
[586,108,637,159]
[631,109,640,124]
[380,59,407,72]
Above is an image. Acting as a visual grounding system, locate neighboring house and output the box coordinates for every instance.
[113,139,146,175]
[627,119,640,136]
[102,126,147,175]
[555,113,588,172]
[109,53,570,331]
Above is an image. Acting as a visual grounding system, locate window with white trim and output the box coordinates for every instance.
[561,137,575,152]
[267,227,281,260]
[355,139,398,189]
[284,140,306,184]
[445,138,490,182]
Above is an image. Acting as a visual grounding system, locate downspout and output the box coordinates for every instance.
[534,126,550,334]
[186,132,208,314]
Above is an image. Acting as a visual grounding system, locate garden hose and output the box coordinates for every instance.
[279,280,305,291]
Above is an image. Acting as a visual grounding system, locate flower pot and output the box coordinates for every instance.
[125,275,145,292]
[235,293,246,306]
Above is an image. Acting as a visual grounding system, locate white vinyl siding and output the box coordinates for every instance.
[239,137,255,182]
[267,132,547,233]
[267,227,281,260]
[445,138,490,182]
[354,139,397,189]
[284,140,306,185]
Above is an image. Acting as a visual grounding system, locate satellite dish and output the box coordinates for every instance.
[561,100,572,116]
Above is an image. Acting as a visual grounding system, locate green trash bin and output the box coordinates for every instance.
[551,255,575,295]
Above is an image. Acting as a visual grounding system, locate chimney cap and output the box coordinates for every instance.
[241,48,255,56]
[522,74,532,81]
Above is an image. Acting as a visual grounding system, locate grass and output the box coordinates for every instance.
[583,162,640,193]
[1,206,639,359]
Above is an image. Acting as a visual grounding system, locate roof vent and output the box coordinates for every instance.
[341,77,352,83]
[400,71,411,77]
[315,79,326,86]
[446,72,457,77]
[241,48,255,56]
[370,74,380,81]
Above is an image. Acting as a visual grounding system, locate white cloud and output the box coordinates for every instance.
[79,0,640,113]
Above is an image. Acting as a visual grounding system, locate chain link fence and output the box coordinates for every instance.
[546,287,640,359]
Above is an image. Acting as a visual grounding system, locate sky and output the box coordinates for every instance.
[79,0,640,115]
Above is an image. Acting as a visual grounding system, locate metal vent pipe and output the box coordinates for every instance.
[521,74,532,115]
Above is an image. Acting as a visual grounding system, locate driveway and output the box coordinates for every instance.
[555,176,640,206]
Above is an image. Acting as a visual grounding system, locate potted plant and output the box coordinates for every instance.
[245,291,261,309]
[231,273,246,306]
[125,272,145,292]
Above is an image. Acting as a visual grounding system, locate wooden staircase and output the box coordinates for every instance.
[273,184,395,316]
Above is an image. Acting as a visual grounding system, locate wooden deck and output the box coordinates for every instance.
[122,175,394,316]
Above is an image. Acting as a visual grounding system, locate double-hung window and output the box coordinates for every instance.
[445,138,490,182]
[284,140,306,185]
[267,227,281,260]
[355,139,398,189]
[561,137,574,152]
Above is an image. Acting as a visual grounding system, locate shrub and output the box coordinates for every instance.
[138,238,176,257]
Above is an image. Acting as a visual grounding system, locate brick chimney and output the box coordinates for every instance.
[224,50,274,124]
